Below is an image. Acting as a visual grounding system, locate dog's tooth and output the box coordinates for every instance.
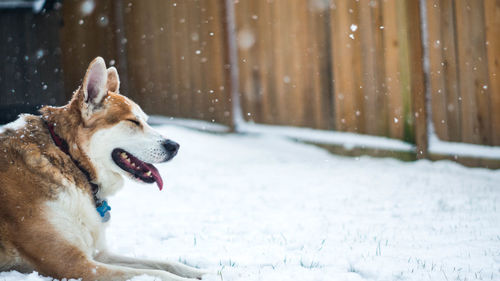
[126,158,131,163]
[131,163,136,167]
[121,152,127,159]
[146,171,152,176]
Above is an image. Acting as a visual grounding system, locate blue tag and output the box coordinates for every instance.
[96,200,111,222]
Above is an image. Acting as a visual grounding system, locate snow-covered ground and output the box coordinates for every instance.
[2,125,500,281]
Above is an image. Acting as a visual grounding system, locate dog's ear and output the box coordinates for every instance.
[107,67,120,93]
[82,57,108,109]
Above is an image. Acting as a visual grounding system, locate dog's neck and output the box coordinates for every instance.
[44,118,111,222]
[40,98,125,198]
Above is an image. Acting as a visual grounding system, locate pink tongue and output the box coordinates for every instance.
[147,164,163,190]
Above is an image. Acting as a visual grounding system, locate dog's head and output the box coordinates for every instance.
[59,57,178,194]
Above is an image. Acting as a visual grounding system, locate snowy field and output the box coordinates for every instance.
[2,124,500,281]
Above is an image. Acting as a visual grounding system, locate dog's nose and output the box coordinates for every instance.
[163,139,179,156]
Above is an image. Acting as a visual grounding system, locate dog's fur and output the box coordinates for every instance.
[0,57,205,280]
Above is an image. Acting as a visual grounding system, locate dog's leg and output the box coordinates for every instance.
[13,224,198,281]
[96,251,208,279]
[19,246,198,281]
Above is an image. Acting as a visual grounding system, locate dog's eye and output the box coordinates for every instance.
[127,119,141,126]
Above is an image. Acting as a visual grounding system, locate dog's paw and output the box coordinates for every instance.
[183,267,210,280]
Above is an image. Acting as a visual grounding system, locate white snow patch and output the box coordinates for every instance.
[429,132,500,159]
[1,125,499,281]
[0,115,27,133]
[148,116,230,133]
[238,122,414,152]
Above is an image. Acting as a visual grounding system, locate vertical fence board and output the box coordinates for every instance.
[289,1,306,127]
[455,0,491,145]
[331,0,362,132]
[255,0,275,125]
[208,0,231,123]
[235,0,255,121]
[359,0,387,136]
[273,0,289,125]
[442,0,462,141]
[396,0,414,142]
[308,4,331,130]
[426,0,449,140]
[430,0,462,142]
[485,0,500,145]
[382,0,403,139]
[406,0,427,156]
[440,0,462,142]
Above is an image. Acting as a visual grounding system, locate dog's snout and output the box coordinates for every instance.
[163,140,179,156]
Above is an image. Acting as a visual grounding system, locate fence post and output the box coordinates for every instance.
[408,0,428,159]
[223,0,244,132]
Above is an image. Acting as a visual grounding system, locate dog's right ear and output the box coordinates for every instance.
[81,57,108,118]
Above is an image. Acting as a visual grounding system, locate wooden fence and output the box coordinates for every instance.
[1,0,498,152]
[235,0,426,146]
[426,0,500,146]
[61,0,234,126]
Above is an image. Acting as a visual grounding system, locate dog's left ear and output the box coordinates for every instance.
[107,67,120,93]
[81,57,108,116]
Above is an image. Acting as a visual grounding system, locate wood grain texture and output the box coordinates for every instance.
[484,0,500,145]
[455,0,491,145]
[406,0,427,157]
[53,0,500,149]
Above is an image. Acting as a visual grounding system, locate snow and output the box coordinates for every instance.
[237,122,414,152]
[148,116,230,133]
[429,133,500,160]
[2,125,500,281]
[0,114,27,134]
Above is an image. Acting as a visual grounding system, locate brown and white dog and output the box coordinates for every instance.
[0,57,206,280]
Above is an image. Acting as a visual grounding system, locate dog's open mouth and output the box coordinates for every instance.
[111,148,164,190]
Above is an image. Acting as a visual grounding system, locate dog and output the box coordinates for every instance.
[0,57,206,280]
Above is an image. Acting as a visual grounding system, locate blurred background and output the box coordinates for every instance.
[0,0,498,167]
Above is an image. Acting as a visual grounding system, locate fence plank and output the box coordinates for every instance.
[485,0,500,145]
[359,0,388,136]
[455,0,491,145]
[406,0,427,157]
[440,0,462,142]
[255,0,275,125]
[396,0,414,143]
[235,0,255,122]
[289,1,306,127]
[330,0,362,132]
[426,0,449,141]
[272,0,290,125]
[307,5,332,130]
[382,0,404,139]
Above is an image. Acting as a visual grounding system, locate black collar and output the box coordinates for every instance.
[44,120,102,207]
